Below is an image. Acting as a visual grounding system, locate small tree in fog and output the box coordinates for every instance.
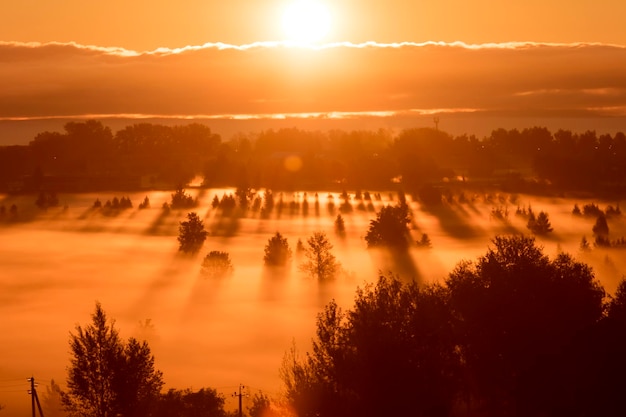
[178,212,208,254]
[365,205,411,250]
[201,251,233,278]
[592,213,609,237]
[264,232,292,267]
[300,232,340,280]
[334,214,346,238]
[527,211,553,235]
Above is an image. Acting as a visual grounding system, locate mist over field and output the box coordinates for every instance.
[1,188,625,413]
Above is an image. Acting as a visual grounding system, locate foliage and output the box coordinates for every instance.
[41,379,65,417]
[201,251,234,278]
[153,388,229,417]
[592,213,609,237]
[248,391,280,417]
[64,303,163,417]
[177,212,208,254]
[263,232,292,267]
[580,235,591,251]
[334,214,346,238]
[281,276,460,417]
[170,187,196,209]
[299,232,340,280]
[364,204,411,250]
[416,233,432,248]
[446,235,605,415]
[527,210,553,234]
[582,203,603,217]
[138,196,150,209]
[235,187,254,210]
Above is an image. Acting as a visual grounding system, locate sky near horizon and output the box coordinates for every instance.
[3,1,626,50]
[1,1,626,135]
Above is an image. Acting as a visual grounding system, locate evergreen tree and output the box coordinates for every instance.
[263,232,292,267]
[178,212,208,254]
[334,214,346,238]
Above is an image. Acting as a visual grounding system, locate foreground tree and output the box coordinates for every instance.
[263,232,292,267]
[64,303,163,417]
[446,235,604,416]
[281,276,459,417]
[299,232,340,280]
[178,212,208,254]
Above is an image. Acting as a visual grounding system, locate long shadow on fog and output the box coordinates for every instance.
[180,271,230,320]
[144,209,174,235]
[369,247,423,283]
[421,203,482,239]
[209,213,240,237]
[128,252,200,318]
[259,266,291,303]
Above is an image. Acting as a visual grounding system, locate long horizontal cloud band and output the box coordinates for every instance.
[1,41,625,119]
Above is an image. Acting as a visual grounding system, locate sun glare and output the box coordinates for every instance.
[281,0,331,44]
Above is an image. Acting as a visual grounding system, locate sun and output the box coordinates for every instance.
[281,0,332,44]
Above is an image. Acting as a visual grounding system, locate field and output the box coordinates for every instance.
[1,188,625,413]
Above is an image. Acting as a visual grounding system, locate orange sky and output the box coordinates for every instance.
[2,1,626,50]
[1,1,626,142]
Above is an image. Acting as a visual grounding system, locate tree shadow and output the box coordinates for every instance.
[144,209,172,235]
[259,266,291,303]
[368,248,423,283]
[209,214,240,237]
[421,204,481,239]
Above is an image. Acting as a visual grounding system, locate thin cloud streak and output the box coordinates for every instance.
[0,108,482,122]
[1,40,626,120]
[4,39,626,56]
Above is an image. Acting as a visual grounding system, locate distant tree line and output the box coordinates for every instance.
[2,121,626,195]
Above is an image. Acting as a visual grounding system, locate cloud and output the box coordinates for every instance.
[1,41,626,120]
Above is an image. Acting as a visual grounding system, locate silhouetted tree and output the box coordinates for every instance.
[41,379,65,417]
[527,210,553,234]
[593,213,609,237]
[416,233,432,248]
[446,235,604,416]
[334,214,346,238]
[281,275,460,417]
[63,303,163,417]
[153,388,229,417]
[138,196,150,209]
[200,251,233,278]
[263,232,292,267]
[171,187,196,209]
[248,391,279,417]
[299,232,340,280]
[177,212,208,254]
[364,205,411,250]
[580,236,591,252]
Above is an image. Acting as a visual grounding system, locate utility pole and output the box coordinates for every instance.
[233,384,247,417]
[433,115,440,131]
[28,377,45,417]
